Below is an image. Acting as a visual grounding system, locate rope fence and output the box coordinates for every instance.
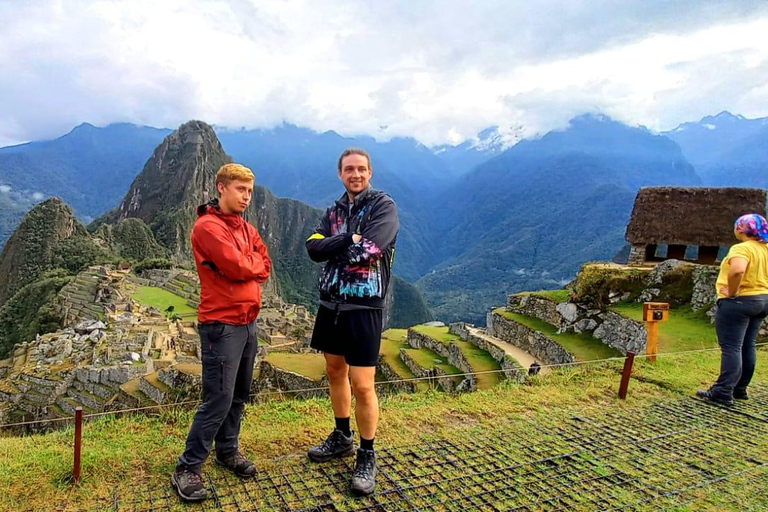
[1,341,766,430]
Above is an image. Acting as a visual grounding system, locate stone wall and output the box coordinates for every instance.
[139,377,167,404]
[487,312,576,365]
[377,358,418,394]
[255,361,329,399]
[406,329,476,391]
[449,323,526,382]
[592,311,647,355]
[158,365,202,397]
[691,266,718,312]
[507,294,563,328]
[399,349,458,393]
[75,361,154,387]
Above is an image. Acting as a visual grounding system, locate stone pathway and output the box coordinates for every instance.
[467,326,552,375]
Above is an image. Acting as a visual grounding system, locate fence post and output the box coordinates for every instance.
[618,351,635,400]
[73,407,83,484]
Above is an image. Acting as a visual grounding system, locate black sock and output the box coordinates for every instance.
[360,436,374,451]
[335,417,351,436]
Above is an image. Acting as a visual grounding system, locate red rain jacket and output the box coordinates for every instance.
[191,200,272,325]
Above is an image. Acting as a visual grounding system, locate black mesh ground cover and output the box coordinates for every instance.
[58,387,768,511]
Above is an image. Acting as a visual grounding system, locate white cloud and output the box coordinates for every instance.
[0,0,767,146]
[0,185,10,193]
[31,192,44,201]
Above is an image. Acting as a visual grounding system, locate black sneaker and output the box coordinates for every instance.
[215,451,257,478]
[171,468,208,502]
[308,429,355,462]
[734,389,749,400]
[351,448,377,496]
[696,389,734,406]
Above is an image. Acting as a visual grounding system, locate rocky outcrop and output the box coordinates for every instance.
[592,311,646,355]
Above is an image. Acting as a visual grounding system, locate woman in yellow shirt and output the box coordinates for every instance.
[698,213,768,406]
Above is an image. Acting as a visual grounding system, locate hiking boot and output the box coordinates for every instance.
[308,429,355,462]
[734,389,749,400]
[696,389,734,407]
[351,448,377,496]
[171,467,208,502]
[215,451,257,478]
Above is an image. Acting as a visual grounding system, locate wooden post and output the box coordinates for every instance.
[642,302,669,363]
[646,321,659,362]
[73,407,83,484]
[618,351,635,399]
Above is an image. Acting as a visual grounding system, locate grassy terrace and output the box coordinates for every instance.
[494,308,622,361]
[610,302,717,353]
[412,325,502,389]
[379,330,428,391]
[131,286,197,316]
[522,289,572,302]
[264,352,327,382]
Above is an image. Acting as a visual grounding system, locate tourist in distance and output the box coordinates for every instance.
[172,163,272,502]
[698,214,768,407]
[305,148,399,496]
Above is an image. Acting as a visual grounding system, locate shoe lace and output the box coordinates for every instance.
[230,451,248,465]
[356,451,375,478]
[183,470,203,486]
[321,430,343,452]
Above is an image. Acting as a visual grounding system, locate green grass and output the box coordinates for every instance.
[2,349,767,511]
[380,330,428,391]
[530,289,571,302]
[264,352,326,382]
[412,325,502,389]
[495,308,622,361]
[412,325,461,343]
[402,347,463,382]
[131,286,197,316]
[610,303,717,353]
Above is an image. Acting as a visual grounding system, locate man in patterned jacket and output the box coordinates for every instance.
[305,148,399,496]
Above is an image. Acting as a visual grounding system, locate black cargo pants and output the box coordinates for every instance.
[177,320,258,473]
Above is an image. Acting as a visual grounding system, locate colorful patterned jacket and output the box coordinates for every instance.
[306,186,399,309]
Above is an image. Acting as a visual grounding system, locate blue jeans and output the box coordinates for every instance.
[711,295,768,398]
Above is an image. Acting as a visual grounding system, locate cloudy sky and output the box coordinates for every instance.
[1,0,768,147]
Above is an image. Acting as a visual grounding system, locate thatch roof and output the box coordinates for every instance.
[626,187,767,247]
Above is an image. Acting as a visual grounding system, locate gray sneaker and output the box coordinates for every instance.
[308,429,355,462]
[171,468,208,502]
[351,448,377,496]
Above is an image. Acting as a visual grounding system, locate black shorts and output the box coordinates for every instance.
[310,306,383,367]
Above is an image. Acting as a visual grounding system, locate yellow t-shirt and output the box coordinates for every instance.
[716,240,768,299]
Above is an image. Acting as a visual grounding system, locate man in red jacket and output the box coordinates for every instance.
[172,163,272,503]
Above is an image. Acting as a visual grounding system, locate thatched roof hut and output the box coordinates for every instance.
[625,187,767,265]
[626,187,766,247]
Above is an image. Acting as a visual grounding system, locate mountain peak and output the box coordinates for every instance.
[0,197,82,305]
[102,120,231,260]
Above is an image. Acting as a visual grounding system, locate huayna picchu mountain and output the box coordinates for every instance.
[96,120,231,262]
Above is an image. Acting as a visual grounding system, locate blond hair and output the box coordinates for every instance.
[216,163,254,186]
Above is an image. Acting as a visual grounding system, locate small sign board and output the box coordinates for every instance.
[643,302,669,322]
